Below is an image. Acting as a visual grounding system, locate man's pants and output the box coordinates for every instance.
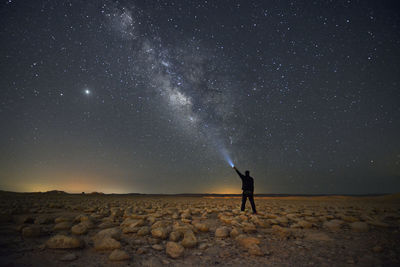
[241,191,257,213]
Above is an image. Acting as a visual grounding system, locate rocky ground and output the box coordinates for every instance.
[0,192,399,266]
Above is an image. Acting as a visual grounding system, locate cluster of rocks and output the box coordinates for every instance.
[1,193,399,265]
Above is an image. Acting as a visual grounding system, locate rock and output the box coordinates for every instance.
[94,237,121,251]
[80,219,95,229]
[219,216,233,224]
[35,216,53,224]
[194,222,209,232]
[236,235,261,249]
[136,247,146,255]
[60,253,77,261]
[54,221,72,231]
[350,222,369,232]
[372,245,383,253]
[198,243,208,250]
[98,221,117,229]
[122,225,139,233]
[323,220,343,231]
[109,249,130,261]
[169,231,183,242]
[215,227,230,238]
[230,228,241,238]
[368,220,389,228]
[151,227,169,239]
[297,220,313,229]
[276,216,289,226]
[137,226,150,236]
[151,220,170,229]
[304,232,332,241]
[181,230,197,248]
[22,226,41,238]
[54,216,72,224]
[94,227,121,241]
[342,216,358,222]
[142,257,163,267]
[152,244,164,251]
[166,241,184,259]
[272,225,292,239]
[46,235,83,249]
[71,223,88,235]
[248,243,264,256]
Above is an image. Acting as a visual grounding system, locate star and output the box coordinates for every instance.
[84,89,91,95]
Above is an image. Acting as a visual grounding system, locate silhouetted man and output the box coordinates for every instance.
[233,166,257,214]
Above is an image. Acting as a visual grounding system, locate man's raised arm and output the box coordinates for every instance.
[233,166,244,179]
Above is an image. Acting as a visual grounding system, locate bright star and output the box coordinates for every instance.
[84,89,91,95]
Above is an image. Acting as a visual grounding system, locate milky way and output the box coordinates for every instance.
[0,1,399,194]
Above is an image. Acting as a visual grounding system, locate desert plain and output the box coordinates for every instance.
[0,191,399,266]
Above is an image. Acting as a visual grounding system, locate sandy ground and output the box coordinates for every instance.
[0,192,399,266]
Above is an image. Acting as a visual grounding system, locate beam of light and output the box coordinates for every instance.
[220,146,234,167]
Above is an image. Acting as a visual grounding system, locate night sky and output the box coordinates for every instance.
[1,0,399,194]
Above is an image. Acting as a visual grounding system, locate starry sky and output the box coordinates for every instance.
[1,0,399,194]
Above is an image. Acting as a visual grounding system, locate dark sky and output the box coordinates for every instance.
[1,0,399,194]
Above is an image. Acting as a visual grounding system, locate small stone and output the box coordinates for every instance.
[169,231,182,242]
[94,237,121,251]
[60,253,77,261]
[22,226,41,238]
[194,222,209,232]
[236,235,261,249]
[181,230,197,248]
[46,235,83,249]
[230,228,241,238]
[166,241,184,259]
[248,243,264,256]
[372,245,383,253]
[304,232,332,242]
[198,243,208,250]
[94,227,121,241]
[272,225,292,239]
[151,227,169,239]
[136,247,146,254]
[350,222,369,232]
[54,221,72,231]
[152,244,164,251]
[71,223,88,235]
[109,249,130,261]
[297,220,312,229]
[323,220,343,231]
[55,216,72,224]
[137,226,150,236]
[215,227,230,238]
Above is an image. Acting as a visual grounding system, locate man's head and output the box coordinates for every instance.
[245,170,250,176]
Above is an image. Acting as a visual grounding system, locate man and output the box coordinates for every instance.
[233,166,257,214]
